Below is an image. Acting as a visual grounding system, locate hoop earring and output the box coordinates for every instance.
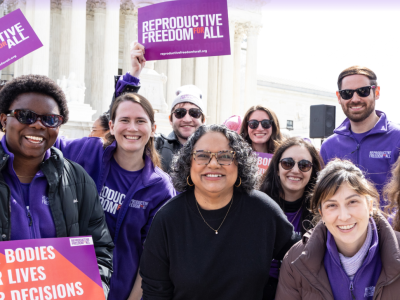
[322,221,326,225]
[235,177,242,187]
[1,127,5,133]
[187,176,194,186]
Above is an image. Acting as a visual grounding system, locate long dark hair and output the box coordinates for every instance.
[104,93,161,168]
[239,105,282,154]
[384,156,400,231]
[259,137,323,207]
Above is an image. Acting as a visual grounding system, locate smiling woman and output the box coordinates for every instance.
[259,137,323,298]
[239,105,283,154]
[276,159,400,300]
[0,75,114,299]
[139,124,300,300]
[54,92,176,300]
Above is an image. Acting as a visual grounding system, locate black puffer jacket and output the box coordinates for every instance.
[0,145,114,297]
[155,131,183,173]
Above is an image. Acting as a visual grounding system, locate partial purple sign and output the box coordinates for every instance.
[0,9,42,70]
[138,0,231,61]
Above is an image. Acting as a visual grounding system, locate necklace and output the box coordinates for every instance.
[16,174,35,178]
[289,206,302,224]
[195,196,233,235]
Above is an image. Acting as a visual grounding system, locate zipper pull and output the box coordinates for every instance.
[349,281,356,300]
[350,144,360,154]
[26,206,32,227]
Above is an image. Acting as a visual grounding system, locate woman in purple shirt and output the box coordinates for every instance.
[259,137,323,299]
[56,93,176,300]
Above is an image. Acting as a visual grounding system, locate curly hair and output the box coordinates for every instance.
[0,75,69,130]
[309,159,382,225]
[259,137,323,206]
[170,124,259,193]
[383,156,400,231]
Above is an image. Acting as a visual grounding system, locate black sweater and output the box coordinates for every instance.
[140,189,299,300]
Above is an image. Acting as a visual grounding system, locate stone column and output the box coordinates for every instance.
[181,58,194,86]
[58,0,72,79]
[218,21,235,123]
[90,0,106,118]
[12,0,27,77]
[85,6,94,105]
[121,0,136,74]
[102,0,120,113]
[22,0,35,75]
[155,60,168,101]
[207,56,219,125]
[166,59,182,111]
[32,0,51,75]
[245,24,261,109]
[69,0,86,83]
[49,0,61,81]
[233,23,245,115]
[194,57,208,115]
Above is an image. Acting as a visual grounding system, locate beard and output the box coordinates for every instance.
[342,101,375,123]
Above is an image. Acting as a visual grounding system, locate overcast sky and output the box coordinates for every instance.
[257,7,400,123]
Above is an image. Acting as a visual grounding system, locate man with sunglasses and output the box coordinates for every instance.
[155,85,206,173]
[320,66,400,206]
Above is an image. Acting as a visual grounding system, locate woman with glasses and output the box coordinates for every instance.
[259,137,323,299]
[276,159,400,300]
[89,113,110,142]
[0,75,113,298]
[55,93,176,300]
[239,105,283,154]
[139,124,299,300]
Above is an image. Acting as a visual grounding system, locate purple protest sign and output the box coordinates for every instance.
[0,236,105,299]
[138,0,231,61]
[0,9,42,71]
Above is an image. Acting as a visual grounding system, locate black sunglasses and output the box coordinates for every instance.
[338,85,376,100]
[280,158,313,172]
[248,119,274,130]
[172,108,203,119]
[7,109,64,128]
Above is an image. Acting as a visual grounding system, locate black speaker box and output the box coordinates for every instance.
[309,105,336,138]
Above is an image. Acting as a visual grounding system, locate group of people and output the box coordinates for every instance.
[0,41,400,300]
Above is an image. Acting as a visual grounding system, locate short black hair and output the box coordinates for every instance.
[99,113,110,130]
[0,74,69,129]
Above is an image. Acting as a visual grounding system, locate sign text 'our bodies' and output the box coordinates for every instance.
[0,22,29,49]
[142,14,224,43]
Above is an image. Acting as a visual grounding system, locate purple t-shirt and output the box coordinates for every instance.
[269,209,303,279]
[351,129,371,143]
[99,156,142,238]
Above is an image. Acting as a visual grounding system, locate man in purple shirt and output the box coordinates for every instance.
[320,66,400,205]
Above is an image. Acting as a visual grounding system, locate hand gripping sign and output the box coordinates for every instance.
[0,9,42,70]
[138,0,231,61]
[0,237,105,300]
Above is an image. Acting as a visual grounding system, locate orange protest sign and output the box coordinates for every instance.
[0,237,105,300]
